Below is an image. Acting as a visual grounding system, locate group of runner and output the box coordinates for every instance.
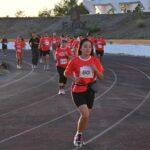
[28,32,106,94]
[28,32,106,67]
[11,32,106,147]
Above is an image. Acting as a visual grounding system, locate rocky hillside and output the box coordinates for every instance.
[0,12,150,39]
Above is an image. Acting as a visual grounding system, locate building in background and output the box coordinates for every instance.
[83,0,150,14]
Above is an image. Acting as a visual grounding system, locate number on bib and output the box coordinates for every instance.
[80,66,94,78]
[98,44,102,48]
[60,59,67,65]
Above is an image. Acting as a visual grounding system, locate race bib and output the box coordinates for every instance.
[44,41,49,46]
[60,59,67,65]
[80,66,94,78]
[53,40,56,44]
[98,44,102,48]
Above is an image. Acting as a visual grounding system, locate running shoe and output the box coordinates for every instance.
[40,58,42,63]
[46,65,49,70]
[32,65,34,69]
[44,65,46,70]
[58,89,62,95]
[61,89,65,95]
[17,65,20,69]
[17,65,22,69]
[73,133,85,147]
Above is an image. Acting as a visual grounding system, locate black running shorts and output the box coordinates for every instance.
[72,91,95,109]
[96,50,104,57]
[42,50,50,56]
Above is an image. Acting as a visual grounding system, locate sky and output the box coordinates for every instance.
[0,0,82,17]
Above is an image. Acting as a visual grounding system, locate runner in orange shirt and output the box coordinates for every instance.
[64,38,104,147]
[72,37,80,56]
[50,32,61,60]
[86,32,96,55]
[55,40,73,94]
[95,34,106,62]
[14,36,26,69]
[39,33,51,70]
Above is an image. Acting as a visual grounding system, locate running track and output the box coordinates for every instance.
[0,50,150,150]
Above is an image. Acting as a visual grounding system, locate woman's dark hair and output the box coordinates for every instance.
[78,38,94,56]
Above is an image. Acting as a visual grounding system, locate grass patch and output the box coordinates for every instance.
[136,19,145,28]
[0,68,9,75]
[86,24,101,33]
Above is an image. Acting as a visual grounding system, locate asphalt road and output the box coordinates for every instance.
[0,50,150,150]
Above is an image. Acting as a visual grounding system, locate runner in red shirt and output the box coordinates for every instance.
[64,38,104,147]
[72,37,80,56]
[55,40,73,95]
[50,32,61,60]
[86,32,96,55]
[66,37,73,49]
[14,36,26,69]
[39,33,51,70]
[95,34,106,62]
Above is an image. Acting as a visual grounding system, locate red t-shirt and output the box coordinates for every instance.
[14,39,24,53]
[95,38,106,51]
[72,39,80,49]
[89,37,96,44]
[50,36,61,47]
[66,39,73,49]
[55,47,73,68]
[65,56,104,93]
[39,36,51,51]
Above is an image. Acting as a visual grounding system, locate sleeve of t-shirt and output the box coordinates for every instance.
[39,38,43,44]
[103,39,106,45]
[95,57,104,73]
[67,48,73,56]
[55,48,59,58]
[64,59,75,76]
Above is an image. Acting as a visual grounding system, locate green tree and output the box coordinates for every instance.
[78,3,89,14]
[53,0,88,16]
[38,8,51,17]
[15,11,26,17]
[134,4,143,13]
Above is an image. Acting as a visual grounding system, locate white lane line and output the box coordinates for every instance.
[0,74,58,118]
[0,61,33,89]
[0,68,113,117]
[95,69,117,102]
[0,68,117,144]
[128,93,145,98]
[75,65,150,149]
[124,64,150,80]
[84,91,150,147]
[116,82,146,88]
[0,110,77,144]
[0,72,57,100]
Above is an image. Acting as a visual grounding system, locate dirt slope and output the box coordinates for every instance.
[0,13,150,39]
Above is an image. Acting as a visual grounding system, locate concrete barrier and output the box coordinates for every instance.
[1,42,150,58]
[105,43,150,57]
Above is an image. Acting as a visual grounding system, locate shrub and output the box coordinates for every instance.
[87,24,101,33]
[136,19,145,28]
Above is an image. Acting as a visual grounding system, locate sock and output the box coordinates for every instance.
[76,131,82,135]
[59,85,64,89]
